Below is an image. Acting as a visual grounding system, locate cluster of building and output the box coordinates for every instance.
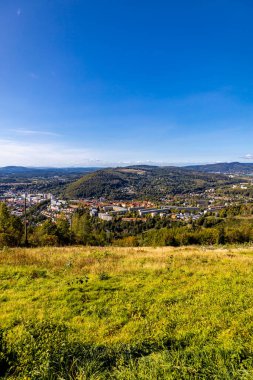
[90,204,205,222]
[41,196,80,221]
[87,191,238,222]
[2,183,252,226]
[1,192,78,221]
[0,192,51,217]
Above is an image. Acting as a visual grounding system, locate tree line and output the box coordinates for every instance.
[1,202,253,248]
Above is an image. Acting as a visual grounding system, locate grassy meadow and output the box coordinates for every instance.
[1,245,253,378]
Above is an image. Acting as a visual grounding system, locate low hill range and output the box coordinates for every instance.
[1,162,252,176]
[65,164,241,200]
[1,162,251,200]
[185,162,253,174]
[0,166,100,177]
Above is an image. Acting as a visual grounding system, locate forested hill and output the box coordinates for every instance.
[0,166,99,177]
[65,165,238,200]
[185,162,253,174]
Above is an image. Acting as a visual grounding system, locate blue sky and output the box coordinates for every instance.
[0,0,253,166]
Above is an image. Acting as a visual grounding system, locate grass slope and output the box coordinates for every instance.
[1,246,253,378]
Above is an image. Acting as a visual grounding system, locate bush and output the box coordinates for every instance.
[0,233,13,248]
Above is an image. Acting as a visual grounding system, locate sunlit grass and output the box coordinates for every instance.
[2,245,253,378]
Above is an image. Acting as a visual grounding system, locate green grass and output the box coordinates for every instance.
[1,245,253,378]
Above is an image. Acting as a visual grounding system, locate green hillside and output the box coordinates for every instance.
[65,165,237,200]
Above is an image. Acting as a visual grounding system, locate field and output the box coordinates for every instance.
[1,246,253,379]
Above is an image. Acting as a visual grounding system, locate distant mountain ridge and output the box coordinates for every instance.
[185,162,253,174]
[1,162,252,175]
[0,166,33,172]
[0,166,101,176]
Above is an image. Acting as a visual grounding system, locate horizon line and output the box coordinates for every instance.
[0,161,252,169]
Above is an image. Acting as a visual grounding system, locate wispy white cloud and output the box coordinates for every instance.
[241,154,253,160]
[11,129,60,137]
[17,9,21,16]
[0,138,205,167]
[0,139,101,167]
[0,137,246,167]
